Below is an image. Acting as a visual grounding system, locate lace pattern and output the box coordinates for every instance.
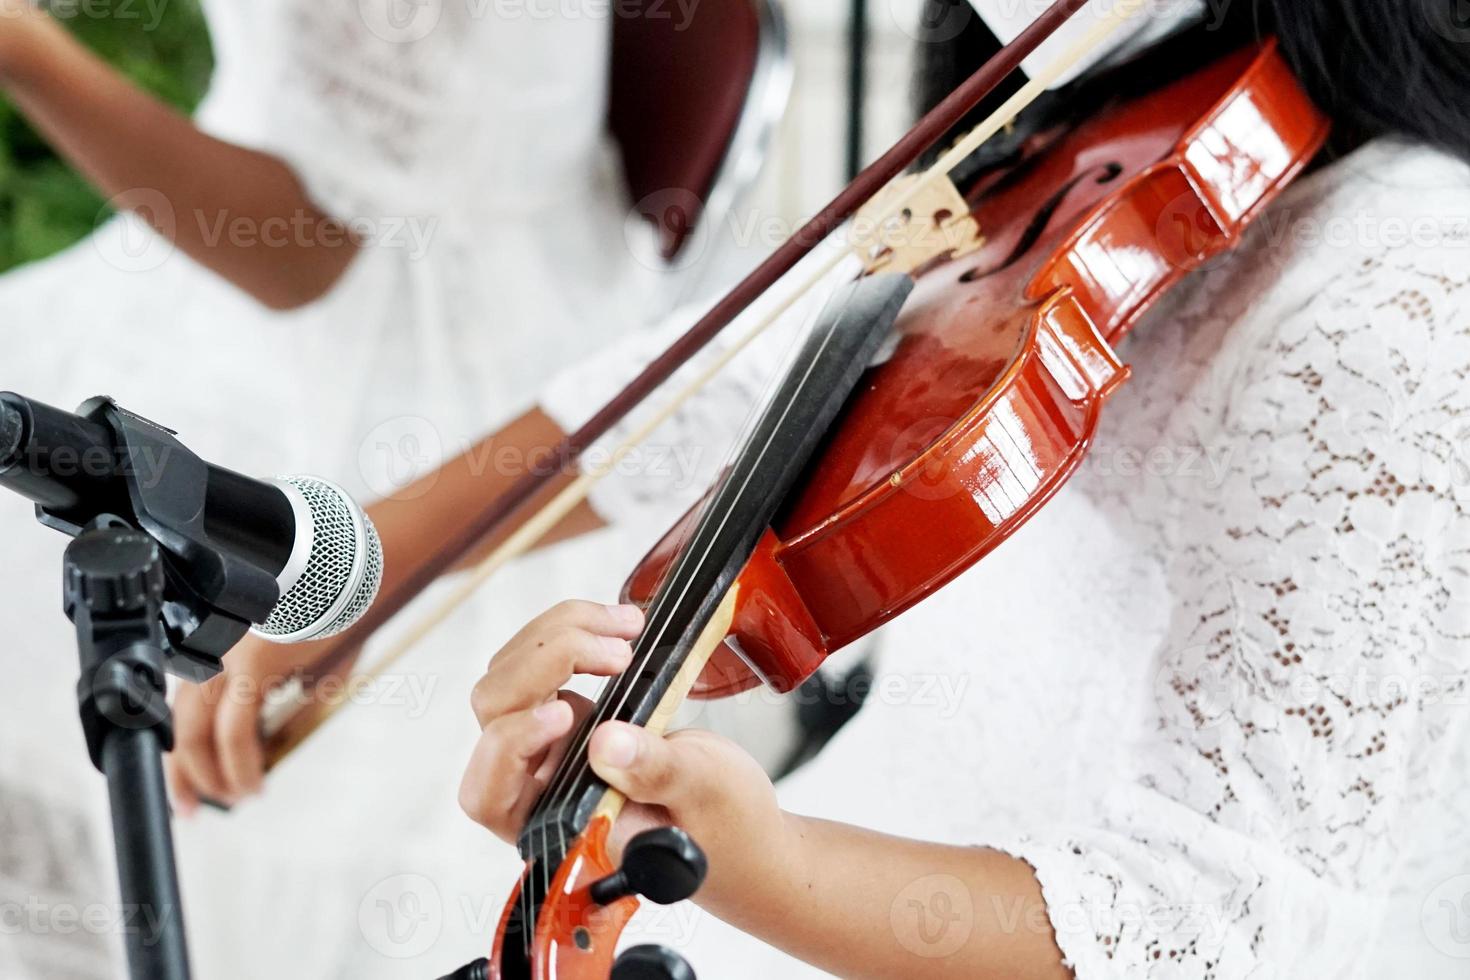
[997,142,1470,976]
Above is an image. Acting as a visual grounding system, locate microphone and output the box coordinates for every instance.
[241,474,384,645]
[0,392,382,674]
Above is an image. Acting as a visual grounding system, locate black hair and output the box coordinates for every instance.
[915,0,1470,164]
[1269,1,1470,162]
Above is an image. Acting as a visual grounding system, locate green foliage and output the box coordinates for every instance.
[0,0,213,271]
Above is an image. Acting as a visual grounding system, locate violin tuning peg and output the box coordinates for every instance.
[612,944,696,980]
[589,827,708,907]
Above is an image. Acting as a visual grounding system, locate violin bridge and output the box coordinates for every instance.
[853,172,985,275]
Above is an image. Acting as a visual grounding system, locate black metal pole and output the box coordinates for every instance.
[65,523,192,980]
[101,727,191,980]
[846,0,869,180]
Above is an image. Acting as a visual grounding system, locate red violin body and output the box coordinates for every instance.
[624,41,1328,699]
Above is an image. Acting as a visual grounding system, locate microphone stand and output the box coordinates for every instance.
[0,393,359,979]
[64,517,192,980]
[1,393,333,980]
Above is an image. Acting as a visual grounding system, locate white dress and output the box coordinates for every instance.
[539,140,1470,978]
[0,2,659,977]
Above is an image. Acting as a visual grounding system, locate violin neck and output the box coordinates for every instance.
[588,591,738,827]
[516,274,913,860]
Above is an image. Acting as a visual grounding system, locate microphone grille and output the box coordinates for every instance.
[251,476,383,644]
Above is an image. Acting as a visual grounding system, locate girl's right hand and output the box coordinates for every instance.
[164,632,353,814]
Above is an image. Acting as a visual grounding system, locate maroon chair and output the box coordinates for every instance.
[608,0,791,277]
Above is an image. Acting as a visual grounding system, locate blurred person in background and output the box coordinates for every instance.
[0,0,662,976]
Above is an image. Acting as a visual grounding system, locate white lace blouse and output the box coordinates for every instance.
[540,140,1470,978]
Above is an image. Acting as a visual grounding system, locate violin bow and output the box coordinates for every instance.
[261,0,1149,769]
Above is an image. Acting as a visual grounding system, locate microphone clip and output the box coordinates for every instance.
[33,397,279,681]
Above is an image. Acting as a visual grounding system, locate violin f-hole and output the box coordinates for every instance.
[960,160,1125,283]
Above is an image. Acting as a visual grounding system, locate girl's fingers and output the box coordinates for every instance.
[165,755,200,819]
[506,600,644,652]
[460,700,576,841]
[529,691,597,786]
[461,602,650,842]
[472,626,632,725]
[588,724,733,814]
[171,682,232,805]
[214,683,267,801]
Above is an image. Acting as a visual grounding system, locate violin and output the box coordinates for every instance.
[433,18,1328,980]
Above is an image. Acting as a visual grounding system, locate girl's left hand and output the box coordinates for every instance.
[459,600,793,890]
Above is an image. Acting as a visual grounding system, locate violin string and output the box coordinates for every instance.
[538,304,848,827]
[511,299,812,947]
[526,293,823,829]
[540,821,550,931]
[532,301,832,820]
[524,406,770,926]
[554,817,565,905]
[519,304,816,927]
[521,853,532,959]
